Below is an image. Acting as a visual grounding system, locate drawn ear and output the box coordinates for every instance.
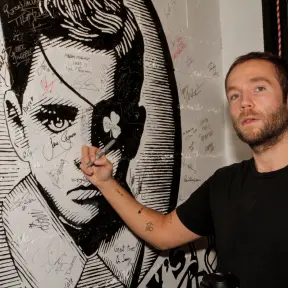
[4,90,29,161]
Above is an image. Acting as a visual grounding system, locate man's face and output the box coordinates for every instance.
[18,41,123,226]
[226,59,288,149]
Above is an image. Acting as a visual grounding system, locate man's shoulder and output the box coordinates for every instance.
[210,158,253,183]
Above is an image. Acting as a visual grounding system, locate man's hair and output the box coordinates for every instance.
[225,51,288,102]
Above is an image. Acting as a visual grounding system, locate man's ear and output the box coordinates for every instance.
[4,90,29,161]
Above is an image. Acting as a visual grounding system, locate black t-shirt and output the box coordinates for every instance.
[176,159,288,288]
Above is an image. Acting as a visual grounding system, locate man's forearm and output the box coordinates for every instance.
[96,178,169,250]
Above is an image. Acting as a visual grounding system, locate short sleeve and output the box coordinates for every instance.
[176,179,214,236]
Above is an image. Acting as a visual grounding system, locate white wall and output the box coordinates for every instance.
[219,0,264,165]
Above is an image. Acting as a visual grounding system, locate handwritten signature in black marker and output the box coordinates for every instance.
[43,130,76,161]
[181,82,205,103]
[48,159,68,188]
[29,209,50,232]
[39,241,76,275]
[72,74,100,92]
[9,192,36,211]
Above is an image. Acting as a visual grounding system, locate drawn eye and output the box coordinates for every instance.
[35,105,78,134]
[43,118,72,133]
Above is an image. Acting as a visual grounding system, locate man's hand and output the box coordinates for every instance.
[79,146,200,251]
[80,145,113,187]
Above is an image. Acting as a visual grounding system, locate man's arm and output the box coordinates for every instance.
[80,146,202,250]
[96,177,201,250]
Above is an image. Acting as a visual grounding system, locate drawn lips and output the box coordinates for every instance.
[67,185,101,203]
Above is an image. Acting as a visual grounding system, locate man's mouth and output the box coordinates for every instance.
[67,185,101,203]
[241,117,258,126]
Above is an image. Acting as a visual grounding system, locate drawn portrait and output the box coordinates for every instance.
[0,0,181,287]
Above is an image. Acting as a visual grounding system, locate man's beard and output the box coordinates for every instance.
[232,104,288,153]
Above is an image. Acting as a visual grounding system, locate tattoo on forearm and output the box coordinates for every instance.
[116,188,124,196]
[145,222,154,232]
[169,214,172,224]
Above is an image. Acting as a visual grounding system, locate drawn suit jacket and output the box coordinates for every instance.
[0,174,151,288]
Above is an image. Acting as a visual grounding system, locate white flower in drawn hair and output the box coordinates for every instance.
[103,111,121,139]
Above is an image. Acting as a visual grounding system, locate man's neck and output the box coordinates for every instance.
[252,132,288,172]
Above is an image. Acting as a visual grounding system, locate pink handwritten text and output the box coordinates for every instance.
[41,77,56,97]
[172,37,187,60]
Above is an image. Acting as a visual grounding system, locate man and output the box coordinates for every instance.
[81,51,288,288]
[0,0,176,287]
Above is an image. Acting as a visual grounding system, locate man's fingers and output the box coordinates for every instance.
[89,146,99,163]
[81,145,90,165]
[80,162,94,176]
[94,154,109,165]
[80,146,112,178]
[94,155,112,167]
[81,145,95,175]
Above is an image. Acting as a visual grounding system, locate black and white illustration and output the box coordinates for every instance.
[0,0,182,287]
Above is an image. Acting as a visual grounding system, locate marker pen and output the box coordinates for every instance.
[87,139,116,167]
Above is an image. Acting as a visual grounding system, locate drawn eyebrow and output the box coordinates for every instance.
[33,104,79,122]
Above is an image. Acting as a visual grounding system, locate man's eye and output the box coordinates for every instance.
[230,94,239,101]
[42,118,72,133]
[255,86,266,92]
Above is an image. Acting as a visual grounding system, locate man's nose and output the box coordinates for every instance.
[240,91,254,110]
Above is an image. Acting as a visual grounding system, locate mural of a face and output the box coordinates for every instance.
[5,45,125,227]
[0,0,181,287]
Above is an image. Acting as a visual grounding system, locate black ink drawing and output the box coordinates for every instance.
[0,0,183,287]
[146,239,216,288]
